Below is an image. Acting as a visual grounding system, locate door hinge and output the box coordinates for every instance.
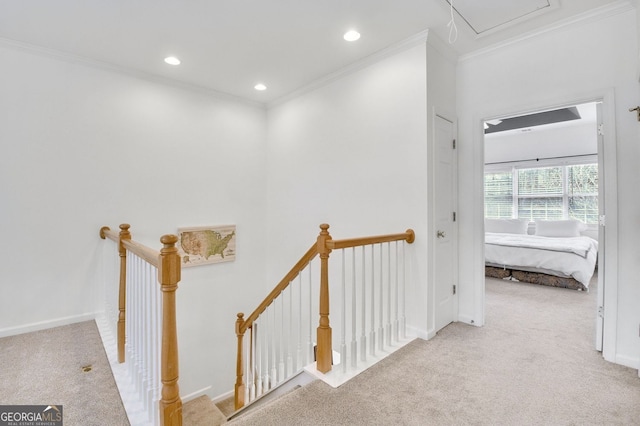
[452,139,456,149]
[599,215,606,226]
[453,212,457,222]
[453,285,457,295]
[598,306,604,318]
[598,123,604,136]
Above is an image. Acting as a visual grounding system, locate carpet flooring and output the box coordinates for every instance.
[0,320,130,426]
[230,276,640,425]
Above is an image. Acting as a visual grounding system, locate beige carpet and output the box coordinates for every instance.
[183,395,227,425]
[0,320,130,426]
[229,276,640,425]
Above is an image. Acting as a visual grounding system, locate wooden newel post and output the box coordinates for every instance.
[316,223,333,373]
[117,223,131,364]
[158,234,183,426]
[234,313,246,410]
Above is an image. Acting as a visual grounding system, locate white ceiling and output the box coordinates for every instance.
[0,0,623,104]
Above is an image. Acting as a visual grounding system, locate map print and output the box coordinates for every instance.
[178,225,236,267]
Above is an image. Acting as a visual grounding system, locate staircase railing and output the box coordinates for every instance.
[234,223,415,409]
[100,224,183,426]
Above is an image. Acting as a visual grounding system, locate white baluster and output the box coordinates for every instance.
[401,241,407,339]
[270,304,277,386]
[287,285,294,377]
[385,243,391,346]
[307,263,314,365]
[370,244,376,357]
[249,326,256,402]
[378,244,384,352]
[360,245,367,362]
[152,266,161,426]
[297,272,303,371]
[244,326,250,404]
[255,320,263,398]
[136,257,143,397]
[340,250,347,373]
[351,247,357,369]
[394,241,399,342]
[262,311,270,393]
[278,295,285,382]
[142,260,150,417]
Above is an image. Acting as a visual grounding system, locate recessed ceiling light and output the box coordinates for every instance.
[164,56,181,65]
[254,83,267,91]
[343,30,361,42]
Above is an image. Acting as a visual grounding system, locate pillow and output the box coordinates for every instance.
[534,219,587,237]
[485,218,529,234]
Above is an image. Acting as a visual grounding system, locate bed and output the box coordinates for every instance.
[484,219,598,291]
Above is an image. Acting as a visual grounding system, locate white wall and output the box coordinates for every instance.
[266,43,431,337]
[0,44,268,398]
[457,7,640,368]
[485,121,597,165]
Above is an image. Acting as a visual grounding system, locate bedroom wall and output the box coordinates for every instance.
[0,43,268,398]
[265,42,431,337]
[484,121,597,165]
[457,6,640,368]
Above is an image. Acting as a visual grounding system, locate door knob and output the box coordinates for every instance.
[437,230,446,238]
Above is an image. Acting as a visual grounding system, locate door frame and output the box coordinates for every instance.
[474,89,618,360]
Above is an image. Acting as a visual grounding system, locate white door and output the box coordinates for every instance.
[434,115,457,332]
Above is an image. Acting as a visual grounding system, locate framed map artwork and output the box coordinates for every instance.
[177,225,236,267]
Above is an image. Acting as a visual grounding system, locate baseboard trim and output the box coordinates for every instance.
[614,353,640,370]
[212,389,234,405]
[457,315,480,327]
[0,312,98,338]
[407,325,435,340]
[182,386,213,403]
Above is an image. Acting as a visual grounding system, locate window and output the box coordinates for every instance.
[484,171,513,219]
[484,163,598,224]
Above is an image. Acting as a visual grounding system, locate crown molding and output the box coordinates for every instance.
[459,0,635,62]
[0,36,266,109]
[268,29,431,108]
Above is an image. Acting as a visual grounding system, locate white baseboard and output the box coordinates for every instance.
[182,386,213,403]
[615,353,640,370]
[0,312,98,338]
[212,389,234,405]
[407,325,435,340]
[457,315,481,327]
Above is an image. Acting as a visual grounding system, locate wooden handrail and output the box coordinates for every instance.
[234,223,415,410]
[237,243,318,334]
[100,226,119,242]
[102,225,161,267]
[123,239,160,268]
[326,229,415,249]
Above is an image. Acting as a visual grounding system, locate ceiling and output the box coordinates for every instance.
[0,0,623,104]
[485,102,598,136]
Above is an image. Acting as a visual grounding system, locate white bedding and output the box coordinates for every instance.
[485,232,598,288]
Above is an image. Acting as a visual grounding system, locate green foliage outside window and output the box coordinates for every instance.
[484,163,598,224]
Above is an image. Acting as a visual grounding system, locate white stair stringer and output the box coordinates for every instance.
[228,370,316,422]
[95,314,155,426]
[304,335,416,388]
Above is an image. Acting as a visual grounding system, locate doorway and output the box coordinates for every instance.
[482,100,607,351]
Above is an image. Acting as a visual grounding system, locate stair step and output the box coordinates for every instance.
[183,395,227,425]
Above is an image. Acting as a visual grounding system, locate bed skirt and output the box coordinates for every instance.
[485,266,586,291]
